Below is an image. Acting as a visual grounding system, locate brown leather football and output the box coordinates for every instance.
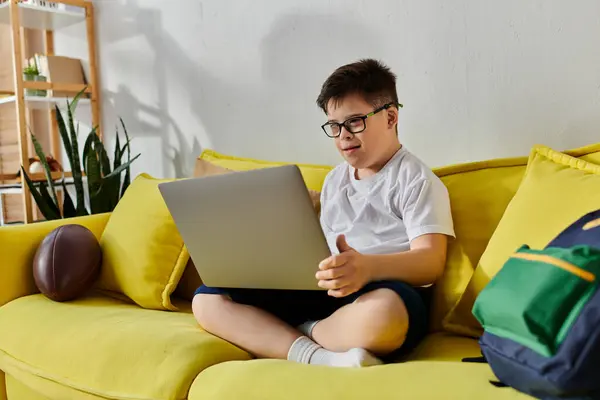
[33,224,102,302]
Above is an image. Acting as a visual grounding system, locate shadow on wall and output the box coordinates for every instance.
[102,86,202,179]
[101,0,387,176]
[180,12,387,163]
[99,0,202,178]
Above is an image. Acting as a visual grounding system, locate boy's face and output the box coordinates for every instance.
[326,93,399,173]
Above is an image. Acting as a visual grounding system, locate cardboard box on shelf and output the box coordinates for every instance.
[34,55,87,98]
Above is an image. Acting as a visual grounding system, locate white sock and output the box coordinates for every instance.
[287,336,383,368]
[297,320,320,339]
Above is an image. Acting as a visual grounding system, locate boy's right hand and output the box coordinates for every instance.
[316,235,372,298]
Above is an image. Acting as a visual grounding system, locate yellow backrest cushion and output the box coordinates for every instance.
[182,144,600,332]
[0,213,111,308]
[445,145,600,336]
[199,149,333,192]
[98,173,189,311]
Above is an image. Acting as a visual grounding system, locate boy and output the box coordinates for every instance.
[193,59,455,367]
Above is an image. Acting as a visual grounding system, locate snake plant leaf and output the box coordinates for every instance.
[120,117,132,197]
[61,180,77,218]
[114,127,122,171]
[85,138,103,214]
[38,182,61,218]
[29,131,59,208]
[103,153,141,180]
[68,87,85,116]
[55,104,74,174]
[66,99,86,216]
[20,167,60,220]
[119,138,133,158]
[82,129,95,176]
[91,134,118,208]
[108,130,123,210]
[91,134,110,178]
[36,182,61,221]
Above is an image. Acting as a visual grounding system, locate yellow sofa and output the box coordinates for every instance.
[1,143,599,400]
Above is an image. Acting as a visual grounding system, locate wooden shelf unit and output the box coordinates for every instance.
[0,0,85,30]
[0,0,101,224]
[0,170,73,183]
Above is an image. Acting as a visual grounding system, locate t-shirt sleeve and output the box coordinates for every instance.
[399,175,455,242]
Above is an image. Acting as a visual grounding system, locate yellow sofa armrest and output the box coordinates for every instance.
[0,213,111,307]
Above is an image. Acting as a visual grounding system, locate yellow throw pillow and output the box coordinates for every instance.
[445,145,600,336]
[428,156,529,332]
[98,173,189,311]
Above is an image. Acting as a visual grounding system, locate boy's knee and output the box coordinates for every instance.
[192,294,231,331]
[354,289,409,354]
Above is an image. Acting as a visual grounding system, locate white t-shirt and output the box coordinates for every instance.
[320,146,455,255]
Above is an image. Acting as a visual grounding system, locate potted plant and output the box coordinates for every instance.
[22,63,47,97]
[21,89,140,220]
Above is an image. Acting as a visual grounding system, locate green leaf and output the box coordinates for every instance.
[38,182,61,218]
[82,129,95,176]
[110,128,124,209]
[92,134,111,177]
[103,153,140,180]
[104,175,121,211]
[121,166,131,199]
[120,118,130,142]
[29,131,59,208]
[90,184,112,214]
[55,105,74,171]
[61,180,77,218]
[120,117,132,198]
[85,139,103,214]
[68,87,86,116]
[66,99,86,216]
[119,138,132,158]
[87,132,120,212]
[21,167,60,220]
[113,126,122,171]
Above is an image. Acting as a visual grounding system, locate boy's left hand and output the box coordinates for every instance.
[316,235,371,298]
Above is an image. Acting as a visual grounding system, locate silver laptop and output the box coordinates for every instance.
[158,165,331,290]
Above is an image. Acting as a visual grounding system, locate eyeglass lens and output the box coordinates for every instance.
[324,117,366,137]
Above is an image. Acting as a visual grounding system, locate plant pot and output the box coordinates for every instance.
[23,73,36,96]
[33,75,48,97]
[23,74,47,96]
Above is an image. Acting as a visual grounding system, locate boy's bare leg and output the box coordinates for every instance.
[193,294,300,359]
[193,293,383,367]
[310,288,409,355]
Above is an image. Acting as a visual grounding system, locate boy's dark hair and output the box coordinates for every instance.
[316,59,399,114]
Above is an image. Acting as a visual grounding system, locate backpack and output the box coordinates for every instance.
[467,209,600,400]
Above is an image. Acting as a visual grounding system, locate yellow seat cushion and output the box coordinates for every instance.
[191,348,530,400]
[98,173,189,311]
[447,145,600,336]
[198,149,333,192]
[189,333,525,400]
[0,294,250,400]
[404,332,482,362]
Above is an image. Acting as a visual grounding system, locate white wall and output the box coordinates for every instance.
[56,0,600,179]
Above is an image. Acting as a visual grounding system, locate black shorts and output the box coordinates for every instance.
[194,280,431,361]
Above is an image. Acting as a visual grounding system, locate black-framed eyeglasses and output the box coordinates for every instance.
[320,102,403,138]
